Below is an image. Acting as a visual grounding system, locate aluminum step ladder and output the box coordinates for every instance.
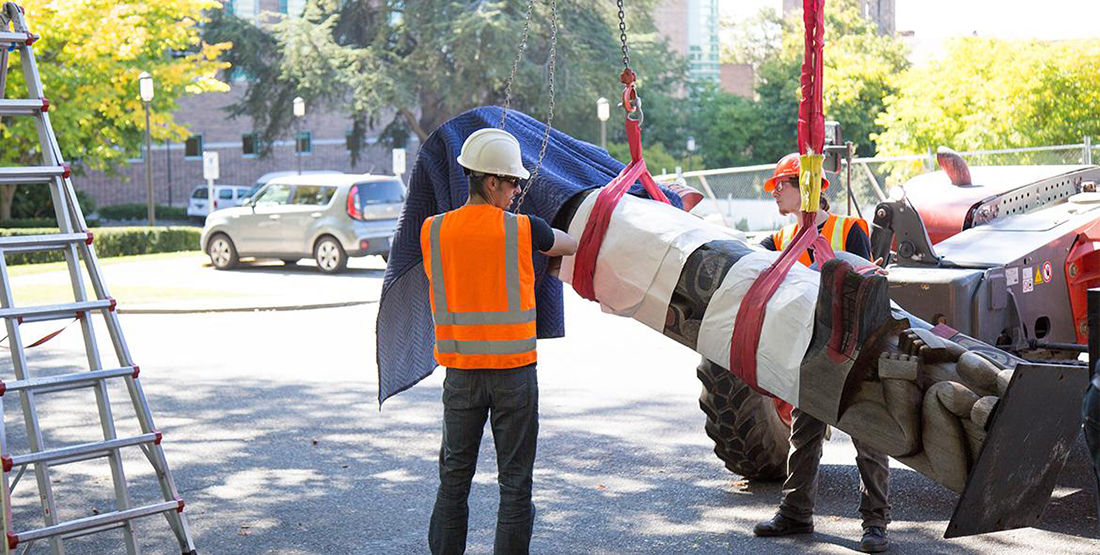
[0,4,197,554]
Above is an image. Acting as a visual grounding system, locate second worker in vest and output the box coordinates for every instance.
[422,128,578,555]
[752,153,891,553]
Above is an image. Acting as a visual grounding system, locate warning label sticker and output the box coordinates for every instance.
[1006,267,1019,286]
[1023,267,1034,293]
[1035,266,1044,285]
[1043,261,1053,283]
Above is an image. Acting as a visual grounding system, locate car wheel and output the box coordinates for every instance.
[314,236,347,274]
[207,233,239,270]
[281,258,300,266]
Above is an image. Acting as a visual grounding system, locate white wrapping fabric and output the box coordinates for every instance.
[560,191,746,331]
[696,251,819,405]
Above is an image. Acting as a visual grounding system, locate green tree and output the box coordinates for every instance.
[702,0,908,167]
[0,0,229,219]
[206,0,686,162]
[605,141,684,174]
[875,38,1100,156]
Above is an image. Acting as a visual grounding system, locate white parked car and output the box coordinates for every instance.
[200,174,405,273]
[187,185,252,219]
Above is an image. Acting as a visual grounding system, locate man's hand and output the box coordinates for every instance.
[872,257,889,276]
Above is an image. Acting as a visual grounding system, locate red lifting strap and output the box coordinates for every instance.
[725,0,829,395]
[572,116,671,301]
[728,214,834,394]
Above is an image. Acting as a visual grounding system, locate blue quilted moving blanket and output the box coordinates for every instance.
[376,106,682,405]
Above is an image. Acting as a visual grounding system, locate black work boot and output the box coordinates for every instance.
[860,526,889,553]
[753,514,814,537]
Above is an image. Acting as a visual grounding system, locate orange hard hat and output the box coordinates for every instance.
[763,152,829,193]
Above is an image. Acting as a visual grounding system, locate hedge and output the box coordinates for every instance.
[1,227,201,265]
[97,203,189,221]
[0,219,101,228]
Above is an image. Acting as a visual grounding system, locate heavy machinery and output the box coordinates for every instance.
[701,150,1099,486]
[875,150,1100,361]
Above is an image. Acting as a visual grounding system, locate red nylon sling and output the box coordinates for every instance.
[572,70,672,302]
[728,0,831,395]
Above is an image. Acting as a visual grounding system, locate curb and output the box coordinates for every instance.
[117,299,378,315]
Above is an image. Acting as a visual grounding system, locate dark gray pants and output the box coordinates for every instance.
[778,408,891,529]
[429,365,539,555]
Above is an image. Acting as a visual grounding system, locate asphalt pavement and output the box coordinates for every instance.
[4,254,1099,554]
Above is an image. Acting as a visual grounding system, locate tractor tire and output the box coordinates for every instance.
[697,358,791,481]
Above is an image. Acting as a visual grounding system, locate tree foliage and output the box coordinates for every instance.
[0,0,229,218]
[695,0,907,168]
[207,0,686,162]
[874,38,1100,155]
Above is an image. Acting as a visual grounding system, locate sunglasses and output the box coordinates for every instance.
[775,177,799,192]
[494,174,524,188]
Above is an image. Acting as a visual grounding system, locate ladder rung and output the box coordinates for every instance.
[0,98,48,116]
[10,499,182,549]
[0,232,92,254]
[1,366,138,396]
[61,520,127,541]
[0,298,114,323]
[0,165,70,185]
[4,432,161,471]
[0,31,36,47]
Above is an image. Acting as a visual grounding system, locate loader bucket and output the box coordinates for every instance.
[944,362,1089,538]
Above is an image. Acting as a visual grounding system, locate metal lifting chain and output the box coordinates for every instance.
[499,0,537,128]
[511,0,557,213]
[617,0,630,70]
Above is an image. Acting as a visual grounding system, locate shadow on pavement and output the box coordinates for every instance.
[4,339,1096,554]
[222,261,386,278]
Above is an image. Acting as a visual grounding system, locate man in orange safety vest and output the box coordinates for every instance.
[752,153,891,553]
[422,128,577,555]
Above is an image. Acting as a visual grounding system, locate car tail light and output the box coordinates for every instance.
[347,185,363,220]
[213,200,219,209]
[359,240,370,250]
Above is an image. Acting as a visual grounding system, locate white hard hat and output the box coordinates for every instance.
[455,128,530,180]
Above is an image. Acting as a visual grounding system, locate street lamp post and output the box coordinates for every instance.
[686,136,696,173]
[139,72,155,226]
[293,96,305,175]
[596,97,609,150]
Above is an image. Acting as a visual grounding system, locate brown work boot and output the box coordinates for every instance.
[753,513,814,537]
[859,526,889,553]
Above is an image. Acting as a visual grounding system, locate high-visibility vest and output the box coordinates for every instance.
[421,204,538,369]
[772,213,870,267]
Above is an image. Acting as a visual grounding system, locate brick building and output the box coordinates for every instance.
[75,0,416,210]
[719,63,755,98]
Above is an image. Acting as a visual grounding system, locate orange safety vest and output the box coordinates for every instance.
[421,204,538,369]
[772,213,870,267]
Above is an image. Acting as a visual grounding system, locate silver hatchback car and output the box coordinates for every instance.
[201,174,404,273]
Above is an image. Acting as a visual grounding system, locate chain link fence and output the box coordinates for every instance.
[656,141,1098,232]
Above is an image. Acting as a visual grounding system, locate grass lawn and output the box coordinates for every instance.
[8,251,203,277]
[7,251,252,306]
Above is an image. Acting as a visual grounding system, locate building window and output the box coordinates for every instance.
[227,66,252,83]
[185,135,203,158]
[242,133,259,157]
[296,131,312,154]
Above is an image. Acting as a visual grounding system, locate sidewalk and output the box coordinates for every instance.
[9,251,385,313]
